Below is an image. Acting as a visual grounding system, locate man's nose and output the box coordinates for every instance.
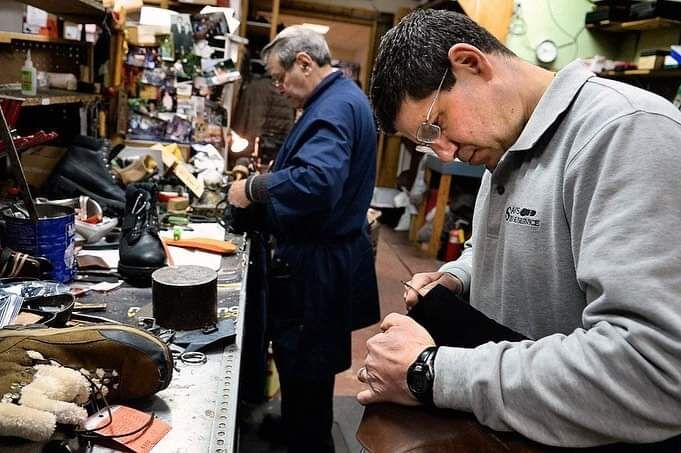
[431,136,458,162]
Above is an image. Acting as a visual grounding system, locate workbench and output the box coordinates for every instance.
[0,229,250,453]
[78,231,249,453]
[409,156,485,258]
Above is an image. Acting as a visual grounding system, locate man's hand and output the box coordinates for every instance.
[227,179,251,208]
[404,272,462,308]
[356,313,435,406]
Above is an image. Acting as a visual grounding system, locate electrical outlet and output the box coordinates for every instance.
[514,0,523,14]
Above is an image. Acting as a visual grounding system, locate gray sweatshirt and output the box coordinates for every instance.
[436,60,681,446]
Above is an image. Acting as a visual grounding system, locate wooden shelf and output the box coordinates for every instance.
[586,17,681,32]
[246,21,272,39]
[0,130,59,155]
[0,32,90,46]
[599,68,681,78]
[17,0,105,23]
[143,0,216,12]
[0,89,101,107]
[0,32,50,45]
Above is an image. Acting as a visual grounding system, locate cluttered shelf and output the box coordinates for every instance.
[598,68,681,78]
[245,20,273,39]
[144,0,219,11]
[0,32,91,46]
[0,88,101,107]
[586,16,681,32]
[16,0,105,24]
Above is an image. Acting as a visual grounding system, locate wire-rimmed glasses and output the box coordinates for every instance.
[414,69,448,156]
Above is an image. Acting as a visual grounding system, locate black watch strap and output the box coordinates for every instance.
[408,346,438,406]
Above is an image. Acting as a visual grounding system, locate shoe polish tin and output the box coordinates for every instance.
[151,265,217,330]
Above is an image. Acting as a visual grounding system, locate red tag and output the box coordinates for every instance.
[85,405,171,453]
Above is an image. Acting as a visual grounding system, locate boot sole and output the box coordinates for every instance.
[117,262,164,285]
[0,323,173,392]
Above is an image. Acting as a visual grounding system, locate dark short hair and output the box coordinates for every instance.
[370,9,515,133]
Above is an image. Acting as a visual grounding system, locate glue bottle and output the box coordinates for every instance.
[21,50,37,96]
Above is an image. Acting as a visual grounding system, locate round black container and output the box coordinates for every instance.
[151,265,217,330]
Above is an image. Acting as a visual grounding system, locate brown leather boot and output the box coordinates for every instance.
[0,324,173,403]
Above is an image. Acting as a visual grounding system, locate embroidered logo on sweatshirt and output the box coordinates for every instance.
[505,206,540,227]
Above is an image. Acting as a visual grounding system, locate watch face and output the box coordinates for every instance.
[407,363,431,396]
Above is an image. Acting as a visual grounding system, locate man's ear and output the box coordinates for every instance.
[295,52,314,71]
[447,44,493,81]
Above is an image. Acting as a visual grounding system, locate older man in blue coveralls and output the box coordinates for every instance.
[228,25,379,452]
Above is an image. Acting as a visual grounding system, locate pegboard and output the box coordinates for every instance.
[0,39,93,84]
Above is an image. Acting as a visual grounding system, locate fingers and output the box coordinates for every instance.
[420,279,440,295]
[227,180,251,208]
[357,366,368,384]
[380,312,408,332]
[403,272,444,306]
[409,272,442,289]
[405,293,419,310]
[357,388,377,405]
[404,287,420,307]
[437,272,463,294]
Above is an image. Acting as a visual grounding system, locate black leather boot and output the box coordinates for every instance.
[44,142,125,217]
[118,183,165,286]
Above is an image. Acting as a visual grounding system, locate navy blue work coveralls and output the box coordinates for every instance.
[254,71,379,451]
[264,71,379,378]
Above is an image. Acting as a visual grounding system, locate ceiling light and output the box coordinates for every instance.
[230,131,249,153]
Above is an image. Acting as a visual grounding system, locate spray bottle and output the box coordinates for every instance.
[21,50,37,96]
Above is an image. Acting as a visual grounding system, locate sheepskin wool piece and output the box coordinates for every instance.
[0,362,90,441]
[33,364,91,404]
[0,402,56,441]
[20,386,88,426]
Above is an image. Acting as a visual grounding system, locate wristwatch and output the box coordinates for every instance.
[407,346,438,406]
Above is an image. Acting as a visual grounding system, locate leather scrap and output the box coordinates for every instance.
[163,237,237,255]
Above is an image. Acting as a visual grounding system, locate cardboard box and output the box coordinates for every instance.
[20,145,66,189]
[126,25,158,46]
[638,49,669,70]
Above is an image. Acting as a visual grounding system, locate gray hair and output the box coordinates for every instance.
[261,25,332,69]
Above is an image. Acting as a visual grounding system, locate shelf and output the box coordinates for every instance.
[586,17,681,32]
[143,0,216,12]
[246,21,272,39]
[598,68,681,78]
[0,32,90,46]
[247,21,272,29]
[0,89,101,107]
[17,0,105,24]
[0,32,50,45]
[0,130,59,155]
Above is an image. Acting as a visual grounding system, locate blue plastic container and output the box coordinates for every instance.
[3,205,76,283]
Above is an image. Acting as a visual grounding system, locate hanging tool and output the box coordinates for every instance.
[0,104,38,221]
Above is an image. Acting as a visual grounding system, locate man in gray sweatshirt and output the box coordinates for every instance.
[358,9,681,447]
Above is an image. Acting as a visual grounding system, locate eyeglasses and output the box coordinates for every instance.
[414,69,448,155]
[271,72,286,88]
[270,63,301,88]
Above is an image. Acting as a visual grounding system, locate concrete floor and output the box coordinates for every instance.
[239,227,441,452]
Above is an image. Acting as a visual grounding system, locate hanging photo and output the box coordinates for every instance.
[171,14,194,57]
[166,115,193,143]
[191,12,229,41]
[128,112,167,141]
[159,84,177,113]
[159,34,175,62]
[140,67,167,86]
[126,46,159,69]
